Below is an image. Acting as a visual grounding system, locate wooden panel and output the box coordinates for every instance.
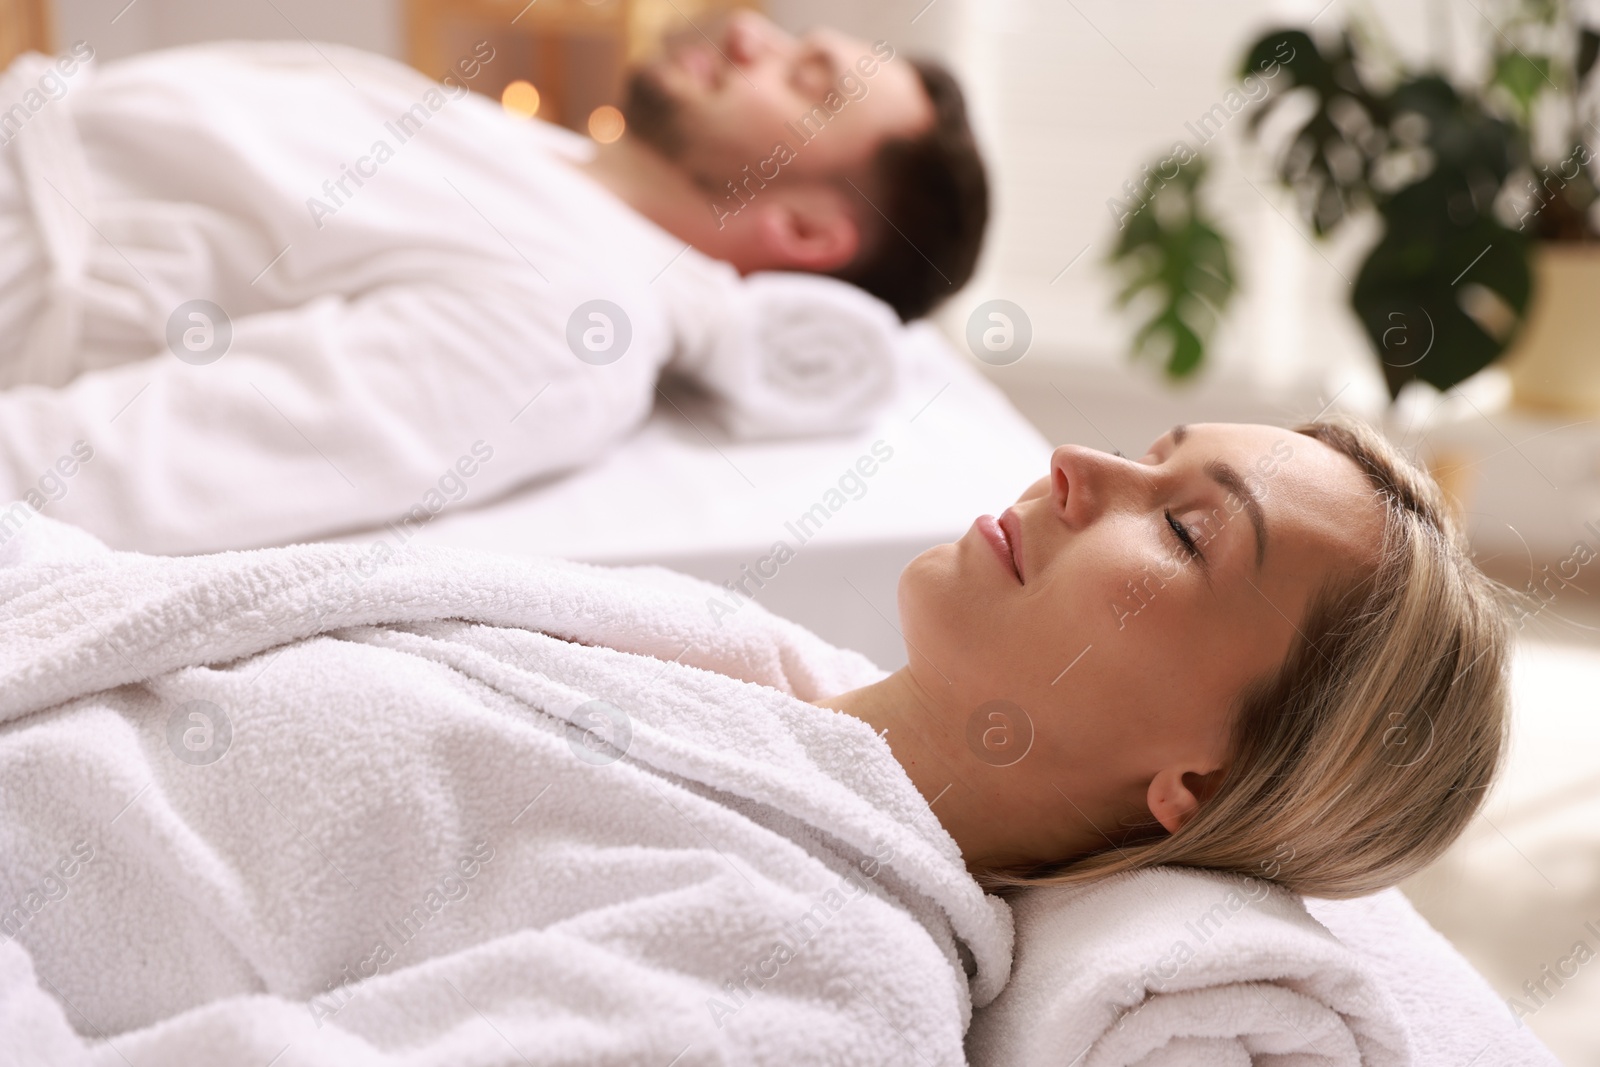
[0,0,53,70]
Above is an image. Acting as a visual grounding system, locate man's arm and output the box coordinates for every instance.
[0,284,664,553]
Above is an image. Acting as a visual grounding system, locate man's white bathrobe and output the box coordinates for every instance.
[0,42,901,554]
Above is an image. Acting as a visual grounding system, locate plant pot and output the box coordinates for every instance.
[1503,242,1600,415]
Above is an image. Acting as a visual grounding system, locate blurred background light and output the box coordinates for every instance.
[587,103,624,143]
[500,78,540,118]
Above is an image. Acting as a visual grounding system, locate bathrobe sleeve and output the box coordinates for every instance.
[0,282,666,553]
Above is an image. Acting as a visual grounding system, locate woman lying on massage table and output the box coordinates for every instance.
[817,412,1508,899]
[0,413,1508,1066]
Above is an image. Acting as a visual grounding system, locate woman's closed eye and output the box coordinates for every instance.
[1166,511,1202,559]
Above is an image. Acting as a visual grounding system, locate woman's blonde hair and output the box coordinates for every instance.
[976,412,1514,899]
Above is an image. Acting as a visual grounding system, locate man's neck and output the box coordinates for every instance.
[577,136,724,259]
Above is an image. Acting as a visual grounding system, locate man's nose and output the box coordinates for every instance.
[724,10,791,66]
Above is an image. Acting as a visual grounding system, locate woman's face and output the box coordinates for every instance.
[895,422,1385,866]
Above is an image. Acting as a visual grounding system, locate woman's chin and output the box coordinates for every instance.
[897,543,974,614]
[898,542,951,595]
[899,546,1006,666]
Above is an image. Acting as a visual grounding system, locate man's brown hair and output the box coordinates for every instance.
[832,58,990,322]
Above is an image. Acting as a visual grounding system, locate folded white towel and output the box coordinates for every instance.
[0,515,1010,1066]
[966,867,1414,1067]
[663,270,906,440]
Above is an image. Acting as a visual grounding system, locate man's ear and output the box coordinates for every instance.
[752,187,860,273]
[1146,765,1226,835]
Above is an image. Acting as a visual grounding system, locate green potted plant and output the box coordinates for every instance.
[1108,2,1600,411]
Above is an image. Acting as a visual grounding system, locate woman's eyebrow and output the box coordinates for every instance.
[1205,460,1268,570]
[1169,424,1269,571]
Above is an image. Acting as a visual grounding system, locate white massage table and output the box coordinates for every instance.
[327,320,1054,671]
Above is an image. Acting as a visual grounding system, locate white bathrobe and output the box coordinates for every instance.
[0,42,904,555]
[0,514,1010,1066]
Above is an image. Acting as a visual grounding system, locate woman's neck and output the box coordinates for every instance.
[811,668,1114,872]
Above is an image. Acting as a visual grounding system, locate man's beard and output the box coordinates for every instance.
[621,68,688,161]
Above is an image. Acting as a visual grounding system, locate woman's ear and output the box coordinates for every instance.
[1146,766,1226,835]
[752,187,861,273]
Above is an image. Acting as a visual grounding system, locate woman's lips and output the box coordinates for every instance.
[999,507,1024,583]
[977,514,1021,583]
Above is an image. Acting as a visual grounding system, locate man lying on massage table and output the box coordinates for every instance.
[0,12,988,554]
[0,415,1513,1065]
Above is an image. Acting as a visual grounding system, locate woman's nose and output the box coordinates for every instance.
[1048,443,1131,525]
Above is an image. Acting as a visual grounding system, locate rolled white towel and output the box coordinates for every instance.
[966,867,1413,1067]
[1304,889,1563,1066]
[664,268,907,440]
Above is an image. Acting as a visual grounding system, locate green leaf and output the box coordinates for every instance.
[1352,182,1532,397]
[1104,156,1236,380]
[1238,28,1388,234]
[1491,52,1552,122]
[1163,311,1204,377]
